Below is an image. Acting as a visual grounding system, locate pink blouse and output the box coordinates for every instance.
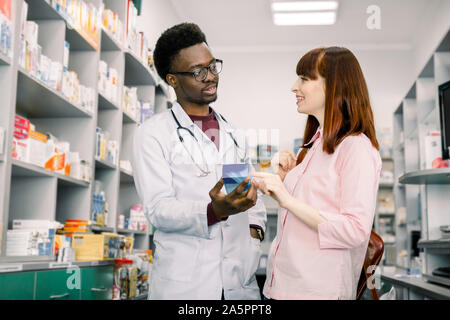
[263,128,382,300]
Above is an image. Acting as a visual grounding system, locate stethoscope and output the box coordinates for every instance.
[171,109,246,177]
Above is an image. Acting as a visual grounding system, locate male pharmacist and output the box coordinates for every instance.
[131,23,266,300]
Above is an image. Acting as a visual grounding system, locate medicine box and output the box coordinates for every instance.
[63,41,70,70]
[72,233,121,261]
[424,132,442,169]
[12,115,30,162]
[26,129,48,167]
[25,21,38,46]
[0,0,12,21]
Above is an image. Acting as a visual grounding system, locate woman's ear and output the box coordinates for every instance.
[166,74,177,89]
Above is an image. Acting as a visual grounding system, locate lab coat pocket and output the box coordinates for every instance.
[243,237,262,286]
[157,234,200,282]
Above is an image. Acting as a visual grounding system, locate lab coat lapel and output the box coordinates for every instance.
[216,114,236,164]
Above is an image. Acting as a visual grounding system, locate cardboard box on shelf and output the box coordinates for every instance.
[12,115,30,162]
[423,131,442,169]
[12,219,62,230]
[63,41,70,71]
[72,233,121,261]
[26,129,48,167]
[6,228,56,257]
[0,0,11,21]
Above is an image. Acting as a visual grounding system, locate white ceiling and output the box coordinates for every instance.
[169,0,440,50]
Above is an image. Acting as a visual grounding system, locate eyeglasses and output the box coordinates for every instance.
[171,59,223,82]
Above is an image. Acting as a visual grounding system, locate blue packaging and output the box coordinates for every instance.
[222,163,250,194]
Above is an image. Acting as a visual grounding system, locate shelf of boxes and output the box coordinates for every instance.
[12,159,89,188]
[95,157,117,170]
[17,67,94,118]
[119,167,134,184]
[392,29,450,276]
[25,0,99,51]
[98,91,120,110]
[101,27,122,52]
[124,49,157,86]
[0,0,171,264]
[0,52,11,65]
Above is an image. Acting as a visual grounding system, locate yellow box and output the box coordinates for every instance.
[72,233,121,261]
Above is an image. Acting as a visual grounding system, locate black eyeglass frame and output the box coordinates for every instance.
[170,59,223,82]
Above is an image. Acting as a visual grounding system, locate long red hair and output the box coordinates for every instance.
[296,47,379,165]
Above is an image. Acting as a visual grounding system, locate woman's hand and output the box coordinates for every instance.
[271,150,297,181]
[252,172,292,209]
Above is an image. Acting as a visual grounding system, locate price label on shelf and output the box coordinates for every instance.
[49,262,72,269]
[0,264,23,273]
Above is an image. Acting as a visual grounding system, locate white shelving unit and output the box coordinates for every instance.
[393,29,450,287]
[0,0,174,263]
[375,157,396,266]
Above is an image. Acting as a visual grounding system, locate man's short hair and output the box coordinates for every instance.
[154,23,208,84]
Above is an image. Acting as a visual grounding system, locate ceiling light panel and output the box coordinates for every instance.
[273,11,337,25]
[271,1,339,12]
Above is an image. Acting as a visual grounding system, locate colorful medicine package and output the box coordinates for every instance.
[222,163,250,194]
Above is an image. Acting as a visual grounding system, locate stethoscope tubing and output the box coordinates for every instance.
[171,109,245,176]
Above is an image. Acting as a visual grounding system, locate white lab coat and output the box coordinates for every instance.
[131,102,267,300]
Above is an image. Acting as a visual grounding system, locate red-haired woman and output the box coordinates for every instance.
[253,47,382,300]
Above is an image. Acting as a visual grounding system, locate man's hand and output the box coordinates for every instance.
[209,177,258,220]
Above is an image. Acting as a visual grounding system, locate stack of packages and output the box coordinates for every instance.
[7,220,63,257]
[0,0,12,59]
[63,219,89,235]
[98,60,120,105]
[49,0,100,49]
[102,6,124,46]
[12,115,92,183]
[18,3,95,114]
[126,0,149,68]
[129,204,147,231]
[123,86,155,124]
[92,182,109,227]
[123,86,139,121]
[96,127,118,166]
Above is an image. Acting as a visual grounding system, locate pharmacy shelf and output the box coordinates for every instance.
[379,212,396,216]
[157,82,172,100]
[122,110,139,124]
[379,182,394,188]
[399,168,450,185]
[418,239,450,253]
[16,68,93,118]
[120,168,134,184]
[0,52,11,66]
[11,159,90,188]
[89,225,115,233]
[117,228,146,235]
[1,0,173,269]
[0,255,55,265]
[95,157,117,170]
[381,268,450,299]
[25,0,63,20]
[0,259,113,274]
[124,49,156,86]
[65,21,98,52]
[130,293,148,300]
[423,273,450,288]
[98,92,120,110]
[25,0,98,51]
[101,27,122,52]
